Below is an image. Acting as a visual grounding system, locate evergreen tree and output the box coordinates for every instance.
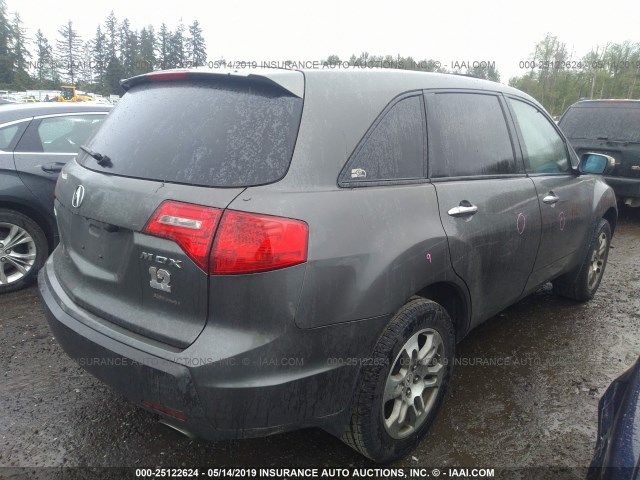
[104,56,125,95]
[0,5,219,92]
[12,14,30,74]
[55,20,82,85]
[187,20,206,67]
[138,26,156,73]
[119,19,138,77]
[118,17,129,64]
[169,20,186,68]
[78,41,94,87]
[92,25,107,89]
[0,0,12,85]
[157,23,171,69]
[34,29,53,86]
[104,11,119,62]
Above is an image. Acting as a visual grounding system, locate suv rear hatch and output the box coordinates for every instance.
[53,70,304,348]
[559,101,640,179]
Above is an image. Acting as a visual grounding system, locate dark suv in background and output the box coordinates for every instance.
[39,69,617,462]
[0,103,110,292]
[559,100,640,207]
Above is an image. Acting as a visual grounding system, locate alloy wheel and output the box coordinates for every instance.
[0,223,37,285]
[382,328,445,439]
[587,231,608,291]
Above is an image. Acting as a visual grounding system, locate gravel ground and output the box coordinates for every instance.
[1,208,639,477]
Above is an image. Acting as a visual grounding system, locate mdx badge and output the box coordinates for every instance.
[140,252,183,268]
[71,185,85,208]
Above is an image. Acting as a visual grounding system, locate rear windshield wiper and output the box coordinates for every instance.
[80,145,112,167]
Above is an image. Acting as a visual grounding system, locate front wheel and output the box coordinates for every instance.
[553,218,612,302]
[342,298,455,462]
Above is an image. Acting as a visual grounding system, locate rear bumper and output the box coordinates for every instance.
[38,256,389,440]
[604,176,640,199]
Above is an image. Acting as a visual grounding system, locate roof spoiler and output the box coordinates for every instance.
[120,69,304,98]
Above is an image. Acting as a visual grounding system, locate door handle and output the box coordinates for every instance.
[542,192,560,205]
[448,201,478,217]
[41,162,65,173]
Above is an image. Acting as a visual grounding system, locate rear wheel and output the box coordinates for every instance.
[0,209,48,294]
[553,218,611,301]
[342,298,455,462]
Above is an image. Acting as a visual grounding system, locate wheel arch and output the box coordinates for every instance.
[414,281,470,342]
[592,179,617,237]
[602,207,617,236]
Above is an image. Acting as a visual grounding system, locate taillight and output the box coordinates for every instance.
[211,210,308,274]
[143,201,308,274]
[143,201,222,271]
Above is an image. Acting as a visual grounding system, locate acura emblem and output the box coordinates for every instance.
[72,185,85,208]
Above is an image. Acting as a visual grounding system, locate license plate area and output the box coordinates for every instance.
[66,211,133,273]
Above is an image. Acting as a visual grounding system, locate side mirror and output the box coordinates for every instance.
[579,153,616,175]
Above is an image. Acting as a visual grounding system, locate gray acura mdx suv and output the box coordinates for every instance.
[39,68,617,462]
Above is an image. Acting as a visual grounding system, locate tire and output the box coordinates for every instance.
[0,209,48,294]
[342,298,455,463]
[553,218,611,302]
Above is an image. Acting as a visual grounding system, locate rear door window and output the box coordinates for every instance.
[427,93,517,178]
[509,99,570,174]
[341,94,425,183]
[15,115,105,154]
[79,81,304,188]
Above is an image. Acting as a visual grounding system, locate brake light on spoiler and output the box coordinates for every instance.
[143,201,308,274]
[143,71,190,82]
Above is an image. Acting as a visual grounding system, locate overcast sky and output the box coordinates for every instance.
[8,0,640,82]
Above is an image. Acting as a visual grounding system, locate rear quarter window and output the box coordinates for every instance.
[80,81,304,188]
[340,94,426,184]
[0,122,27,151]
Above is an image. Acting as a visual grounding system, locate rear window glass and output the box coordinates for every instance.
[559,105,640,142]
[80,81,303,187]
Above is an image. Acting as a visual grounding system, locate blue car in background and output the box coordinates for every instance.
[590,357,640,480]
